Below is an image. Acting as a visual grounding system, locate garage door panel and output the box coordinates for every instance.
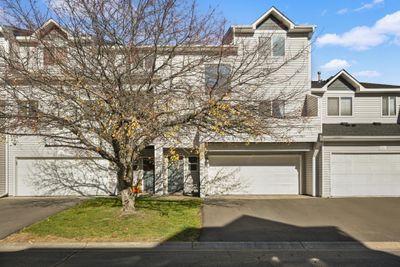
[16,158,116,196]
[331,154,400,197]
[208,155,300,195]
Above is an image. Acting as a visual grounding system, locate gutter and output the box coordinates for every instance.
[320,136,400,142]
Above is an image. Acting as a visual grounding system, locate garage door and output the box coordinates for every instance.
[208,155,300,195]
[331,154,400,197]
[16,158,115,196]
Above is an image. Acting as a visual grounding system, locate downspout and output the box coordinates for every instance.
[0,135,9,198]
[312,139,322,197]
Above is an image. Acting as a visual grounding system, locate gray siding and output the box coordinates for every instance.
[321,141,400,197]
[257,16,288,31]
[304,150,313,195]
[327,77,356,91]
[320,92,400,124]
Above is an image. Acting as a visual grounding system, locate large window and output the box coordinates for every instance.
[44,47,67,66]
[17,100,38,118]
[205,64,231,92]
[382,96,397,116]
[259,100,285,118]
[327,97,352,116]
[272,35,285,57]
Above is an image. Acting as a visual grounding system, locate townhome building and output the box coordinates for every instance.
[0,7,399,198]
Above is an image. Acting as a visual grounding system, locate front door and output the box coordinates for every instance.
[142,158,155,193]
[168,156,184,193]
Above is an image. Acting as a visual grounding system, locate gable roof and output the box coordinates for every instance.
[312,69,400,91]
[225,6,315,41]
[252,6,295,30]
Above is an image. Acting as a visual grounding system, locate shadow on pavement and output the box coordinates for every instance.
[1,215,399,266]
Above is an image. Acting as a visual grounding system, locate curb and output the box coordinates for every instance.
[1,241,400,252]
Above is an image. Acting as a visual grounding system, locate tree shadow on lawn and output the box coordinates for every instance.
[1,215,400,266]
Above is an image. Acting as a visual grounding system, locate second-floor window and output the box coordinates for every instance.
[259,100,285,118]
[272,35,285,57]
[17,100,38,118]
[327,97,352,116]
[44,47,67,66]
[205,64,231,93]
[382,96,397,116]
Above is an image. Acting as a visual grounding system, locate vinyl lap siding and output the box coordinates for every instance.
[304,150,313,195]
[321,93,400,124]
[0,137,6,195]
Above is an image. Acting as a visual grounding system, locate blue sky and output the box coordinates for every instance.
[197,0,400,85]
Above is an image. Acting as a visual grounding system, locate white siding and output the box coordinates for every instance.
[304,150,313,195]
[321,142,400,197]
[0,137,6,194]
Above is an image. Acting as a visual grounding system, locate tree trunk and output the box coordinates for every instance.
[120,186,136,214]
[117,166,136,215]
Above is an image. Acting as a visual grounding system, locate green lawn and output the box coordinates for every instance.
[10,197,202,242]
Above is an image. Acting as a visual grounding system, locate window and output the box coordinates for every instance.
[327,97,352,116]
[272,100,285,118]
[272,35,285,57]
[188,156,199,171]
[259,100,272,117]
[341,97,352,116]
[259,100,285,118]
[205,64,231,92]
[258,37,271,54]
[44,47,67,66]
[382,96,397,116]
[17,100,38,118]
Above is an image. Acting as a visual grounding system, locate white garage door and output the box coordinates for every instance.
[331,154,400,197]
[16,158,115,196]
[208,155,300,195]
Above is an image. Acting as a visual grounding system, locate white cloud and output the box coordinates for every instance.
[317,10,400,50]
[337,8,349,15]
[354,70,382,78]
[321,59,350,71]
[355,0,384,12]
[337,0,384,15]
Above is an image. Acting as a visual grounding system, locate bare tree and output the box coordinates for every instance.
[0,0,310,214]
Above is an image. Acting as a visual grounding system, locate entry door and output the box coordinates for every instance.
[142,158,155,193]
[168,157,184,193]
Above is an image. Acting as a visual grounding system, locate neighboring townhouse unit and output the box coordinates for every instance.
[312,70,400,197]
[0,7,399,198]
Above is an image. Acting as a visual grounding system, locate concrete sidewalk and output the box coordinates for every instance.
[1,241,400,252]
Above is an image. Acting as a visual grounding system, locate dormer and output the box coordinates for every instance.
[312,70,400,93]
[223,7,315,44]
[252,7,294,31]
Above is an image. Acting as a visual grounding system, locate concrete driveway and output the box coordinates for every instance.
[0,197,83,240]
[201,197,400,242]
